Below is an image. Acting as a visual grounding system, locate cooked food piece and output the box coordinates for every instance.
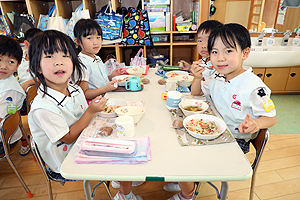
[183,105,203,112]
[158,79,166,85]
[186,119,219,135]
[98,126,113,136]
[166,72,179,77]
[142,78,150,84]
[104,105,121,113]
[118,76,130,82]
[173,119,184,129]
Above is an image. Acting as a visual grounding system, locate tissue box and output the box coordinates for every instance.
[148,12,166,32]
[149,0,170,5]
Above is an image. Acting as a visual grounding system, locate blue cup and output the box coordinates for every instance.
[166,91,182,109]
[125,76,141,91]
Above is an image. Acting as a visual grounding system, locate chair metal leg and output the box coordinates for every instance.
[84,180,94,200]
[220,182,228,200]
[103,182,113,200]
[249,170,256,200]
[192,182,202,200]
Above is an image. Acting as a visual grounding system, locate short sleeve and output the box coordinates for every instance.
[0,91,25,118]
[201,77,212,96]
[32,109,70,143]
[72,64,90,83]
[249,87,276,118]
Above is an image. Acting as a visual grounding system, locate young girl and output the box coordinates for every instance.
[27,30,107,181]
[74,19,124,100]
[171,23,277,200]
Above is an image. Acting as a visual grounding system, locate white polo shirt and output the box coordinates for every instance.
[202,66,276,140]
[28,84,88,173]
[201,58,216,81]
[78,52,109,89]
[0,75,26,144]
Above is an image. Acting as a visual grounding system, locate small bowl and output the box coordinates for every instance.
[179,99,209,116]
[183,114,226,140]
[112,75,132,86]
[165,70,188,78]
[176,75,194,88]
[126,68,144,77]
[99,98,127,118]
[115,106,145,124]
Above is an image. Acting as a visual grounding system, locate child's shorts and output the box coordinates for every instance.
[236,139,250,154]
[47,168,77,186]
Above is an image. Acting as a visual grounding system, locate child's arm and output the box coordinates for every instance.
[239,113,277,134]
[108,68,125,80]
[178,60,191,71]
[190,61,206,96]
[78,80,118,100]
[60,96,107,144]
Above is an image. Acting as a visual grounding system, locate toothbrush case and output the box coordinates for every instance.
[80,138,137,157]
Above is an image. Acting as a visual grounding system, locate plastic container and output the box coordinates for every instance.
[266,32,275,46]
[148,54,168,64]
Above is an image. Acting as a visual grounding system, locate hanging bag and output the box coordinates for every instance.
[47,5,66,33]
[94,0,123,41]
[0,15,13,37]
[122,0,152,46]
[37,4,55,31]
[13,11,35,40]
[130,48,147,67]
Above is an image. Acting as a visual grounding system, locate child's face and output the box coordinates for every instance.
[78,34,102,57]
[39,50,73,89]
[197,31,210,58]
[0,54,20,80]
[210,37,250,81]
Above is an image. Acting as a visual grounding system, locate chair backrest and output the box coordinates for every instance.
[250,129,269,170]
[26,85,38,112]
[0,111,21,156]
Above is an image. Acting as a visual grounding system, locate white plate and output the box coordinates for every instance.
[99,98,127,118]
[112,75,132,86]
[165,70,188,78]
[183,114,226,140]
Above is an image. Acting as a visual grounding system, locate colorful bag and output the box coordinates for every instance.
[37,4,55,31]
[13,13,35,39]
[122,5,151,46]
[130,48,147,67]
[94,1,123,41]
[0,15,13,37]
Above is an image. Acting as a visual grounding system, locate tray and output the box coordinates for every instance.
[113,85,144,92]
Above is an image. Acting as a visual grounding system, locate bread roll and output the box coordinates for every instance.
[158,79,166,85]
[98,126,113,137]
[172,120,184,129]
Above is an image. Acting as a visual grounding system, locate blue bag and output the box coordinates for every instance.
[94,1,123,41]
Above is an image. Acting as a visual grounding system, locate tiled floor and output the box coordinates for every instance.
[0,116,299,200]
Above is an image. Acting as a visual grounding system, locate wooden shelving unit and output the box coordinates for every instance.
[0,0,209,65]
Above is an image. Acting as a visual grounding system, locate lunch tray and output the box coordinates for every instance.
[112,85,144,92]
[171,96,235,146]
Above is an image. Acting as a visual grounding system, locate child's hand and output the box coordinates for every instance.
[178,60,191,71]
[191,60,205,79]
[111,68,125,77]
[89,96,107,113]
[105,80,118,91]
[239,113,259,134]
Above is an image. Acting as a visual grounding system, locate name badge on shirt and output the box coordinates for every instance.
[7,104,17,114]
[263,100,275,112]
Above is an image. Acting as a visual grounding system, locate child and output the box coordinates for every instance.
[17,28,42,91]
[170,23,277,200]
[179,20,222,81]
[0,35,26,154]
[28,30,141,200]
[73,19,124,100]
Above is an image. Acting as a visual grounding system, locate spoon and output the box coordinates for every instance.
[197,63,214,70]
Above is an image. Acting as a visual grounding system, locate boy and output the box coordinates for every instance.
[179,20,222,81]
[169,23,277,200]
[0,35,26,155]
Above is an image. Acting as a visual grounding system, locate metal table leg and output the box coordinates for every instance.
[220,181,229,200]
[83,180,94,200]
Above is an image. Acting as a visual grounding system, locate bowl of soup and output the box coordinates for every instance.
[179,99,209,116]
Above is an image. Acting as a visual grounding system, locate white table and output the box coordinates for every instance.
[60,68,252,200]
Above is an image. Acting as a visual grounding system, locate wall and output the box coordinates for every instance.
[224,0,251,27]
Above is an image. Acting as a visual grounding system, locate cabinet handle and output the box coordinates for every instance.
[257,73,263,78]
[266,73,272,78]
[290,73,296,77]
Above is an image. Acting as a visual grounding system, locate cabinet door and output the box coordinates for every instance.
[285,67,300,91]
[263,68,290,91]
[252,68,266,81]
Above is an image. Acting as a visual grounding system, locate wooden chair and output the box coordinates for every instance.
[31,138,113,200]
[0,111,33,198]
[192,129,269,200]
[26,85,37,113]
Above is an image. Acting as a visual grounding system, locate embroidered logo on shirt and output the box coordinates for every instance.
[231,100,242,111]
[232,94,237,99]
[6,96,13,102]
[263,99,275,112]
[257,88,267,97]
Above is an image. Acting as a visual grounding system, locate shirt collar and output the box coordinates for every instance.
[213,66,253,82]
[78,52,102,63]
[38,84,81,107]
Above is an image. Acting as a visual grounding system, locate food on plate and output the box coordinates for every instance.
[104,105,121,113]
[98,126,113,136]
[166,72,179,77]
[142,78,150,84]
[173,119,184,129]
[186,118,220,135]
[158,79,166,85]
[117,76,131,82]
[183,105,203,112]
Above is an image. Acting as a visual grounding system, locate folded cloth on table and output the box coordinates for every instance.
[75,137,151,164]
